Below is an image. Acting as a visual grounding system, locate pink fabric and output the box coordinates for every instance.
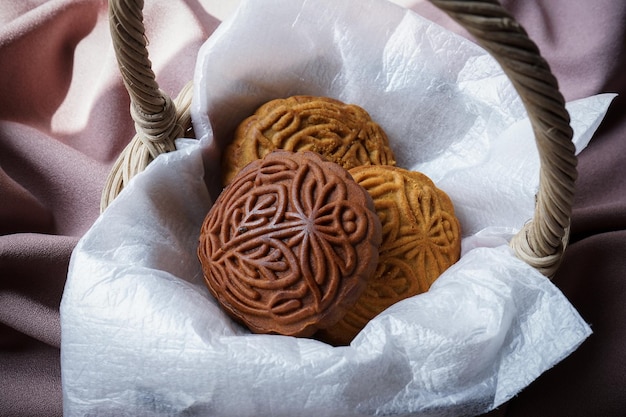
[1,0,624,415]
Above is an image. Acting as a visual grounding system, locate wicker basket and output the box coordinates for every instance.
[102,0,577,279]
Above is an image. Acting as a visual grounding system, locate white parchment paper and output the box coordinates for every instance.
[61,0,615,415]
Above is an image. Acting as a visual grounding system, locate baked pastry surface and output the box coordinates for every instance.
[199,150,382,337]
[318,165,461,345]
[222,95,396,185]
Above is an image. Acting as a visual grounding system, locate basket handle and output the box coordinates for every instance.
[103,0,577,278]
[427,0,577,277]
[101,0,193,211]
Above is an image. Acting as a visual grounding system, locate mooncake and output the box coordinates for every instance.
[318,165,461,345]
[221,95,396,185]
[198,150,382,337]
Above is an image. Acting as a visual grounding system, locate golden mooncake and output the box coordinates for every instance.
[318,165,461,345]
[221,95,396,185]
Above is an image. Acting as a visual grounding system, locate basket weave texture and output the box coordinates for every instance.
[102,0,577,278]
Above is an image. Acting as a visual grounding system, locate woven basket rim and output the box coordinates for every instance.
[102,0,576,278]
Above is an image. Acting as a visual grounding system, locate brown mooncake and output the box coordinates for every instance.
[317,165,461,345]
[221,95,396,185]
[198,150,382,337]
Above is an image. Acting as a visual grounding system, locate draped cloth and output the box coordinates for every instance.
[1,1,624,415]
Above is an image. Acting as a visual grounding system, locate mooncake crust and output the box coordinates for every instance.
[199,150,382,337]
[222,95,396,185]
[318,165,461,345]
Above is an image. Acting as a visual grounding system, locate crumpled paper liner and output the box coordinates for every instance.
[61,0,614,415]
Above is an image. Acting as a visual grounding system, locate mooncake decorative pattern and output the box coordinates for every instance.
[318,165,461,345]
[198,151,382,337]
[221,95,396,185]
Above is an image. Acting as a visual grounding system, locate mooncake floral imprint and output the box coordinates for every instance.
[221,95,396,185]
[198,150,382,337]
[318,165,461,345]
